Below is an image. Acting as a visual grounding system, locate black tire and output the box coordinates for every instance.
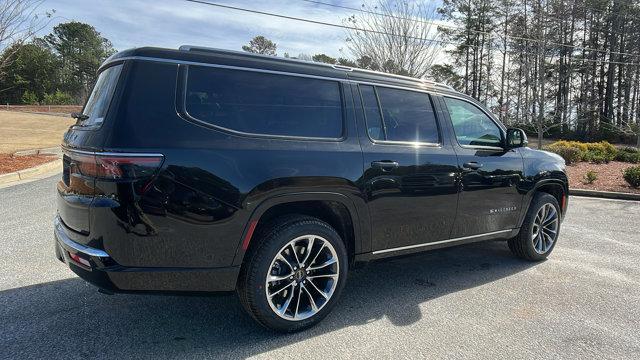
[508,192,561,261]
[237,215,348,332]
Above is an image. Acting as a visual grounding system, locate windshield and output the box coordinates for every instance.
[79,64,123,127]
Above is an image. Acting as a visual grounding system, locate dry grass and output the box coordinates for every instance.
[0,111,74,154]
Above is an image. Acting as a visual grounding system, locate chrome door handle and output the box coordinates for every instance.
[463,161,483,170]
[371,161,399,171]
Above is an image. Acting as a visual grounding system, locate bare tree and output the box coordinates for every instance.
[344,0,441,78]
[0,0,52,77]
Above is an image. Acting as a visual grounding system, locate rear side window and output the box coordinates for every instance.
[185,66,343,138]
[80,64,123,127]
[372,87,439,144]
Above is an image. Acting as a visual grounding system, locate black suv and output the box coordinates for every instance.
[54,46,568,332]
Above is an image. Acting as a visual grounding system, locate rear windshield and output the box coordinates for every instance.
[79,64,123,127]
[184,66,343,138]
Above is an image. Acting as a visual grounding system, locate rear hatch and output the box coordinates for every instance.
[57,64,124,234]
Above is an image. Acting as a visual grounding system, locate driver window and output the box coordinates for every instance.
[444,97,502,148]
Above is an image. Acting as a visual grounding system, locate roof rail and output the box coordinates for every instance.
[179,44,338,69]
[422,80,455,91]
[349,66,454,90]
[179,45,455,91]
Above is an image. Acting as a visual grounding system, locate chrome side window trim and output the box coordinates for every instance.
[459,145,505,151]
[357,83,444,148]
[179,64,347,142]
[371,229,514,255]
[99,56,454,97]
[101,56,349,83]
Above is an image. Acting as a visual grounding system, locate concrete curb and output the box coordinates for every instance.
[13,146,61,156]
[0,159,62,186]
[570,188,640,201]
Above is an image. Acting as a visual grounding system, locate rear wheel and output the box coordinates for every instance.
[508,193,561,261]
[237,216,348,332]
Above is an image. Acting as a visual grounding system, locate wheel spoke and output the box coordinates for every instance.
[294,284,303,319]
[276,253,294,271]
[300,237,315,266]
[544,218,557,228]
[307,243,326,269]
[302,284,318,312]
[308,274,338,280]
[536,232,544,252]
[269,281,295,298]
[307,257,337,271]
[543,232,553,251]
[289,243,302,267]
[307,278,329,299]
[278,283,296,315]
[268,273,293,282]
[543,207,557,226]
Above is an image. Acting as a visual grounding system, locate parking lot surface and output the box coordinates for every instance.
[1,175,639,359]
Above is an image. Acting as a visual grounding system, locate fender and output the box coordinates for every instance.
[231,191,369,266]
[517,178,568,228]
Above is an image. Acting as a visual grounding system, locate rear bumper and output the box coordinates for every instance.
[54,216,239,294]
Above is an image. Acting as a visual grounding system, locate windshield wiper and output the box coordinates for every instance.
[71,112,89,120]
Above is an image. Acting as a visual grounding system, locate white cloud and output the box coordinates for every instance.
[41,0,362,58]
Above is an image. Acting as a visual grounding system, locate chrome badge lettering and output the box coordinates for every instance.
[489,207,517,214]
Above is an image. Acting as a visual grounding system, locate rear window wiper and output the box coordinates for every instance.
[71,112,90,120]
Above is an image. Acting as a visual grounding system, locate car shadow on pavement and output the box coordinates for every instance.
[0,240,536,359]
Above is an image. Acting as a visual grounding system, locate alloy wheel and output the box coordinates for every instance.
[265,235,339,321]
[531,203,559,254]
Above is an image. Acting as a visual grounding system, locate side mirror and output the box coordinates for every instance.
[506,128,528,148]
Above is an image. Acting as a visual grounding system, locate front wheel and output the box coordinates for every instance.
[237,216,348,332]
[508,193,561,261]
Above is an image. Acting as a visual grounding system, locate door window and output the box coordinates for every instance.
[360,85,439,144]
[444,97,503,148]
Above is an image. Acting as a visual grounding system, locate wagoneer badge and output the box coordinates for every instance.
[489,207,517,214]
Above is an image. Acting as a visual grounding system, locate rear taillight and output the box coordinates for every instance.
[92,154,163,180]
[65,150,164,180]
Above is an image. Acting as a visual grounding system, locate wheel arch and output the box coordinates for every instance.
[231,192,364,267]
[518,179,568,227]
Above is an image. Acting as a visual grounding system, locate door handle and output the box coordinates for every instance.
[463,161,483,170]
[371,160,399,171]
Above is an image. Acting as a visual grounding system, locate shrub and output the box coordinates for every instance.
[583,170,598,184]
[584,151,607,164]
[544,144,582,164]
[615,147,640,163]
[552,140,588,152]
[585,141,617,162]
[43,90,75,105]
[623,166,640,188]
[545,140,619,164]
[21,91,39,105]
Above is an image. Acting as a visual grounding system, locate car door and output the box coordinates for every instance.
[438,95,525,239]
[353,84,459,253]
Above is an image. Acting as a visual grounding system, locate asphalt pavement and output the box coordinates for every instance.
[1,174,639,359]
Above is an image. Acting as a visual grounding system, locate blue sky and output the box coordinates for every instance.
[39,0,369,58]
